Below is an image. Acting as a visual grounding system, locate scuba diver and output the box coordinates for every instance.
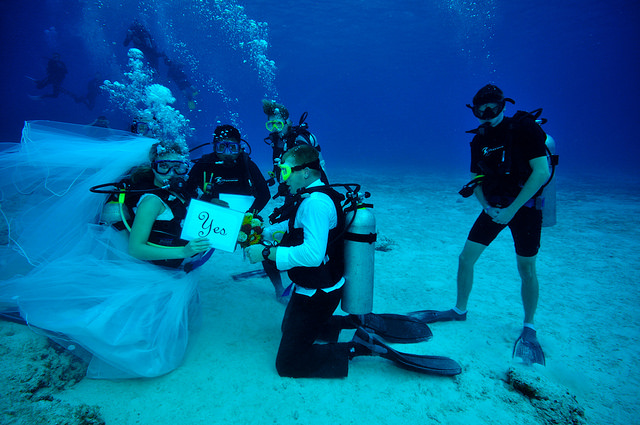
[244,144,461,378]
[100,140,210,269]
[187,124,279,297]
[130,115,158,138]
[127,143,209,267]
[123,20,165,70]
[262,99,327,190]
[410,84,551,366]
[32,53,70,99]
[0,122,209,378]
[165,57,198,111]
[187,124,270,212]
[75,72,102,110]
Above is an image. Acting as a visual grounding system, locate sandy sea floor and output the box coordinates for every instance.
[1,167,639,425]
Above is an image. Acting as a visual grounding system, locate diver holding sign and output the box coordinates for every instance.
[1,122,208,378]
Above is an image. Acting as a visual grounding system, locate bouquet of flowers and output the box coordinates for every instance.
[237,213,263,249]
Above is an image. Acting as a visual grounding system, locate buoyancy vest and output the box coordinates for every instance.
[109,178,191,269]
[190,152,254,202]
[278,186,346,289]
[467,111,548,204]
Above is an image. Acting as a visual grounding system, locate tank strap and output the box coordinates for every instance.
[344,232,377,244]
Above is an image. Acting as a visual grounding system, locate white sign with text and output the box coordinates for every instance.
[180,199,244,252]
[219,193,255,213]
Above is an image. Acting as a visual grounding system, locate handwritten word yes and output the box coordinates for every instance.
[197,211,227,238]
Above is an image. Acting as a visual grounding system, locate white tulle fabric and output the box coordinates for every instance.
[0,121,200,379]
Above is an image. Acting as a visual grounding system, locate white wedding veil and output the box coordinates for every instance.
[0,121,200,379]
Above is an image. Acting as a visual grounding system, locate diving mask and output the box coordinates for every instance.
[471,102,505,120]
[132,120,154,137]
[266,119,285,132]
[153,160,191,175]
[278,159,320,182]
[214,140,240,155]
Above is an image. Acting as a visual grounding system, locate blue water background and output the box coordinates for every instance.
[0,0,638,176]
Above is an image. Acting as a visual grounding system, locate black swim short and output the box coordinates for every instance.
[467,206,542,257]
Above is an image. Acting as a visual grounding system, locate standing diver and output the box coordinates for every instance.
[411,84,550,366]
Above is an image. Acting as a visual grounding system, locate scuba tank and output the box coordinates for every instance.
[100,198,131,225]
[341,192,376,315]
[533,112,558,227]
[541,134,557,227]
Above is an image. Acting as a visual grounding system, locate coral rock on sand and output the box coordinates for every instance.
[507,366,587,425]
[0,321,105,425]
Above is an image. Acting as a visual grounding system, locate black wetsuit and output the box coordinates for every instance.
[166,60,193,94]
[470,115,547,204]
[76,77,101,110]
[266,127,328,190]
[187,152,270,213]
[265,127,317,166]
[36,58,68,98]
[468,115,548,257]
[123,22,164,69]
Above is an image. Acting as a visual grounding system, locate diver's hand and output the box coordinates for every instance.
[484,206,500,219]
[184,237,211,257]
[244,244,264,264]
[491,207,516,224]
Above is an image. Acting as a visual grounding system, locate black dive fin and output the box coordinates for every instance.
[512,329,546,366]
[386,349,462,376]
[350,313,433,343]
[353,328,461,376]
[231,269,268,281]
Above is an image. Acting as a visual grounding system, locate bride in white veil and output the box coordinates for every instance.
[0,120,205,379]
